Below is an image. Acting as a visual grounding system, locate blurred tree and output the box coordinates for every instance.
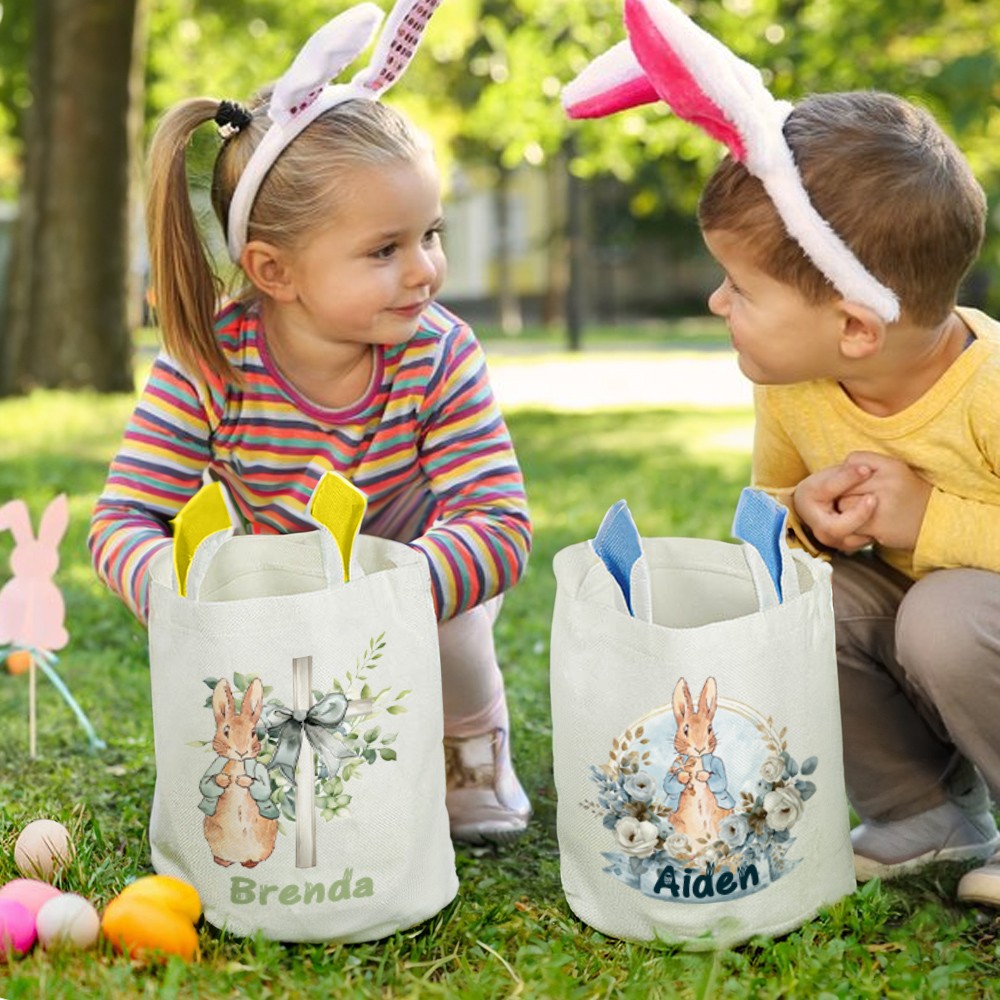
[0,0,148,395]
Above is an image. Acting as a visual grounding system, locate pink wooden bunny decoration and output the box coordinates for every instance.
[0,494,104,755]
[562,0,900,323]
[0,494,69,652]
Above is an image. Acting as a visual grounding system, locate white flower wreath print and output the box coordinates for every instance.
[582,675,820,902]
[195,633,410,869]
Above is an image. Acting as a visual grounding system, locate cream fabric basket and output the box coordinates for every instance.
[146,507,457,943]
[550,493,855,948]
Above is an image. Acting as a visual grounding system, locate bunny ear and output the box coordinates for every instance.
[0,499,33,544]
[37,494,69,550]
[562,40,660,119]
[242,677,264,720]
[213,678,236,721]
[269,4,385,122]
[351,0,443,94]
[672,677,693,718]
[622,0,779,165]
[698,676,718,716]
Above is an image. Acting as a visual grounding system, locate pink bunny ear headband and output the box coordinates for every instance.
[225,0,442,262]
[562,0,901,323]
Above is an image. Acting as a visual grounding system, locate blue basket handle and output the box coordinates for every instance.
[731,488,797,604]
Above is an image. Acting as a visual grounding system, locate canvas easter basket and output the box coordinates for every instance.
[145,473,457,943]
[550,489,855,949]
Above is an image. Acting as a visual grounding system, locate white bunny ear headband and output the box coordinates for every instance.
[562,0,900,323]
[224,0,442,262]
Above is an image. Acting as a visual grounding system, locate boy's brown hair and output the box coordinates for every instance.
[698,91,986,327]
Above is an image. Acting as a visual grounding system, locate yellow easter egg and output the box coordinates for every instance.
[116,875,201,924]
[101,895,199,963]
[14,819,75,881]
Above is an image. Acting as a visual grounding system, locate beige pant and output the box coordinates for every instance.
[832,552,1000,822]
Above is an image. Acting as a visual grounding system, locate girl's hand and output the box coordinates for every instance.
[793,463,877,552]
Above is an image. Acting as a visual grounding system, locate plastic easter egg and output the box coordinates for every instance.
[5,650,32,675]
[101,895,199,962]
[0,899,37,957]
[0,878,62,917]
[117,874,201,924]
[14,819,75,880]
[36,893,100,950]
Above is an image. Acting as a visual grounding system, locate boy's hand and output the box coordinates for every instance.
[839,451,932,550]
[793,463,877,552]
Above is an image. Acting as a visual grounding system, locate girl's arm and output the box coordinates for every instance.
[88,354,215,623]
[412,324,532,621]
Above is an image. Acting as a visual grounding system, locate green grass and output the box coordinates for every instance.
[1,379,999,998]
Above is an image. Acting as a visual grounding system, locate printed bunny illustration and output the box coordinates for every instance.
[664,677,734,844]
[200,677,279,868]
[0,495,70,652]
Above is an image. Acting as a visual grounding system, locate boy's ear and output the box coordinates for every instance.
[240,241,297,303]
[836,300,887,360]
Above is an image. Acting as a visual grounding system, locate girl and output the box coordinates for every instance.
[89,0,532,845]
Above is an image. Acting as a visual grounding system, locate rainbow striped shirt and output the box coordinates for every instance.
[89,300,531,624]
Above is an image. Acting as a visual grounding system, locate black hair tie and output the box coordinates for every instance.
[215,100,253,139]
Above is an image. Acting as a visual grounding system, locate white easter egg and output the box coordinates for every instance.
[14,819,75,880]
[36,893,100,950]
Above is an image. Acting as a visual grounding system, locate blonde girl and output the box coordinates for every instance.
[90,0,532,844]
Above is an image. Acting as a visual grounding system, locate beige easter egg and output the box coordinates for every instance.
[36,893,100,950]
[14,819,75,880]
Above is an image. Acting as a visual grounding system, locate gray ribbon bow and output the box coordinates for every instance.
[264,693,357,785]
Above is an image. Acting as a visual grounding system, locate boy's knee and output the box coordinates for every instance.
[895,570,989,681]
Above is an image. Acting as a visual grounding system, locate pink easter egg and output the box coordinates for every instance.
[0,899,37,957]
[0,878,62,917]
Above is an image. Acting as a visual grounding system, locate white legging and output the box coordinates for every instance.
[436,595,507,738]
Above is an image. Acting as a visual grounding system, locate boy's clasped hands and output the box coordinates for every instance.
[793,452,933,554]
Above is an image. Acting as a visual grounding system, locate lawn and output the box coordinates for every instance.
[1,364,998,998]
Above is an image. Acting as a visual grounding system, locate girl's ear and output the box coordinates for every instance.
[837,300,886,360]
[241,241,297,303]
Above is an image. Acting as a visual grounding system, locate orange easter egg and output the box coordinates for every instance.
[101,895,199,962]
[5,651,32,675]
[116,875,201,924]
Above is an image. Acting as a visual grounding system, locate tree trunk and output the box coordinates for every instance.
[541,155,568,329]
[0,0,146,395]
[565,140,586,352]
[493,165,523,336]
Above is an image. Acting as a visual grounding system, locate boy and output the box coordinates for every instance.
[562,0,1000,904]
[698,91,1000,902]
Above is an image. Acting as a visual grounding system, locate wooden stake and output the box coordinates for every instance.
[28,655,37,758]
[291,656,316,869]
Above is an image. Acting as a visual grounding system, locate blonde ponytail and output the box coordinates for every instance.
[146,99,231,383]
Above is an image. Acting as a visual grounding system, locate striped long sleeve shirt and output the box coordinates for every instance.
[89,300,531,624]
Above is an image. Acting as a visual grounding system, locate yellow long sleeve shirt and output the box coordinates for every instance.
[752,307,1000,580]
